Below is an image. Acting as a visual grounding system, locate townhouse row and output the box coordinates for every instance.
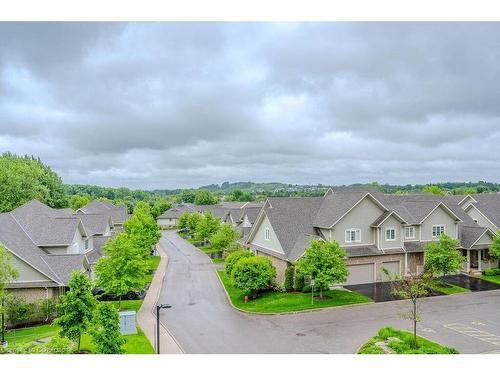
[1,199,129,301]
[239,188,500,285]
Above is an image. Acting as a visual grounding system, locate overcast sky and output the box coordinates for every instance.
[1,22,499,189]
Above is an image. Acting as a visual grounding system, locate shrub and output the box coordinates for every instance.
[284,265,295,292]
[302,284,312,293]
[225,250,254,277]
[230,256,276,297]
[294,273,305,292]
[4,295,58,328]
[484,268,500,276]
[7,336,74,354]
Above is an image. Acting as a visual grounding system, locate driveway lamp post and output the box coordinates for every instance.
[310,279,315,305]
[156,303,172,354]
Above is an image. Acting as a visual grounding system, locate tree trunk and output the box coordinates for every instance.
[118,295,122,310]
[77,334,81,353]
[413,299,418,349]
[319,286,323,299]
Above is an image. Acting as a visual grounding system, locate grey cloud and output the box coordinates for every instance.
[0,22,499,188]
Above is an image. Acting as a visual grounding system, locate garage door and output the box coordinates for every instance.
[346,263,375,285]
[381,261,401,281]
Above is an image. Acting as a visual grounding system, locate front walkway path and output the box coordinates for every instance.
[137,241,183,354]
[158,230,500,354]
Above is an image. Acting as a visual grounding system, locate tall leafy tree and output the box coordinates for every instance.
[54,272,96,352]
[180,189,196,203]
[90,303,125,354]
[95,233,148,309]
[123,201,161,259]
[422,185,445,196]
[227,189,253,202]
[151,198,172,220]
[424,234,465,281]
[0,244,19,344]
[194,189,218,205]
[0,152,68,212]
[295,239,349,299]
[210,223,240,252]
[195,212,221,244]
[69,194,93,210]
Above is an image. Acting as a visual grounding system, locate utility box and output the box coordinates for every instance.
[119,310,137,335]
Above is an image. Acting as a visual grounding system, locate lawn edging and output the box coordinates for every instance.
[215,269,373,316]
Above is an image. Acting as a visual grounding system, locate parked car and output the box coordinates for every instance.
[93,287,146,301]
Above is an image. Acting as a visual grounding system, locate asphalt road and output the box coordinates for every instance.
[158,231,500,354]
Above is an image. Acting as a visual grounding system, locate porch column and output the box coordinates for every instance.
[404,253,408,275]
[466,250,471,273]
[478,250,482,271]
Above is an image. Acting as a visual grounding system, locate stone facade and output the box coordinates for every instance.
[255,250,289,284]
[8,287,61,302]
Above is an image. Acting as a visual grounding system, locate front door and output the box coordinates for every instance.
[470,250,479,269]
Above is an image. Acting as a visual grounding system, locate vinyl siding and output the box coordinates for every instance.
[465,205,497,232]
[250,214,284,254]
[8,252,52,283]
[381,215,403,250]
[420,206,458,241]
[330,196,384,247]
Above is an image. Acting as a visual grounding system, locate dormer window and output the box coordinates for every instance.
[432,225,445,238]
[385,228,396,241]
[345,229,361,243]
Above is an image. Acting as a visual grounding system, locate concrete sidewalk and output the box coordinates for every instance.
[137,239,183,354]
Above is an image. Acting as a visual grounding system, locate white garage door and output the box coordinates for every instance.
[346,263,375,285]
[382,261,401,281]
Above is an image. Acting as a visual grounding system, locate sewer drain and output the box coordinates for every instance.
[296,333,306,337]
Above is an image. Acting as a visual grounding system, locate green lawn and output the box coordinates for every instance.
[358,327,459,354]
[218,270,372,313]
[431,281,470,295]
[481,274,500,284]
[212,258,225,264]
[80,328,154,354]
[147,256,161,271]
[6,324,60,346]
[6,322,153,354]
[104,299,144,312]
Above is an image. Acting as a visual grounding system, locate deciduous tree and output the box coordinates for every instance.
[194,190,218,205]
[54,272,96,352]
[295,239,348,298]
[90,302,125,354]
[95,233,148,309]
[231,256,276,298]
[0,244,18,344]
[195,212,221,244]
[124,201,161,259]
[210,223,240,252]
[424,234,465,280]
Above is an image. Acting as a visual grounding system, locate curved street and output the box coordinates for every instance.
[158,230,500,354]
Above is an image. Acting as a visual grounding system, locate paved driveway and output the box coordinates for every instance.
[158,231,500,354]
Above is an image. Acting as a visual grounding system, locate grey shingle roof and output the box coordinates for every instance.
[459,224,491,249]
[260,197,324,261]
[44,254,87,284]
[73,213,111,237]
[85,235,110,265]
[404,241,425,253]
[468,193,500,228]
[344,245,385,257]
[313,190,370,228]
[243,207,261,224]
[10,200,82,246]
[79,200,129,225]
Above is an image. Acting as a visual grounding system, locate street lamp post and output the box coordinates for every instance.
[156,303,172,354]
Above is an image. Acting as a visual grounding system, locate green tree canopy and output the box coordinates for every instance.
[90,303,125,354]
[123,201,161,259]
[225,250,254,277]
[195,212,221,243]
[151,198,172,220]
[227,189,253,202]
[69,194,93,210]
[424,234,465,278]
[0,152,68,212]
[194,189,218,205]
[210,223,240,251]
[95,233,148,308]
[489,230,500,260]
[54,272,96,352]
[230,256,276,297]
[422,185,445,196]
[180,189,196,203]
[295,239,349,298]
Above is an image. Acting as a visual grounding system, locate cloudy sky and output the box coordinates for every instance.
[1,22,499,189]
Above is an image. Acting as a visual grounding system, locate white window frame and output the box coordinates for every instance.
[404,226,415,240]
[84,239,89,250]
[265,227,270,241]
[385,228,396,241]
[345,229,361,243]
[432,225,445,238]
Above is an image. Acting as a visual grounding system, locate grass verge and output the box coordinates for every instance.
[431,281,470,295]
[358,326,459,354]
[218,270,372,313]
[481,274,500,284]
